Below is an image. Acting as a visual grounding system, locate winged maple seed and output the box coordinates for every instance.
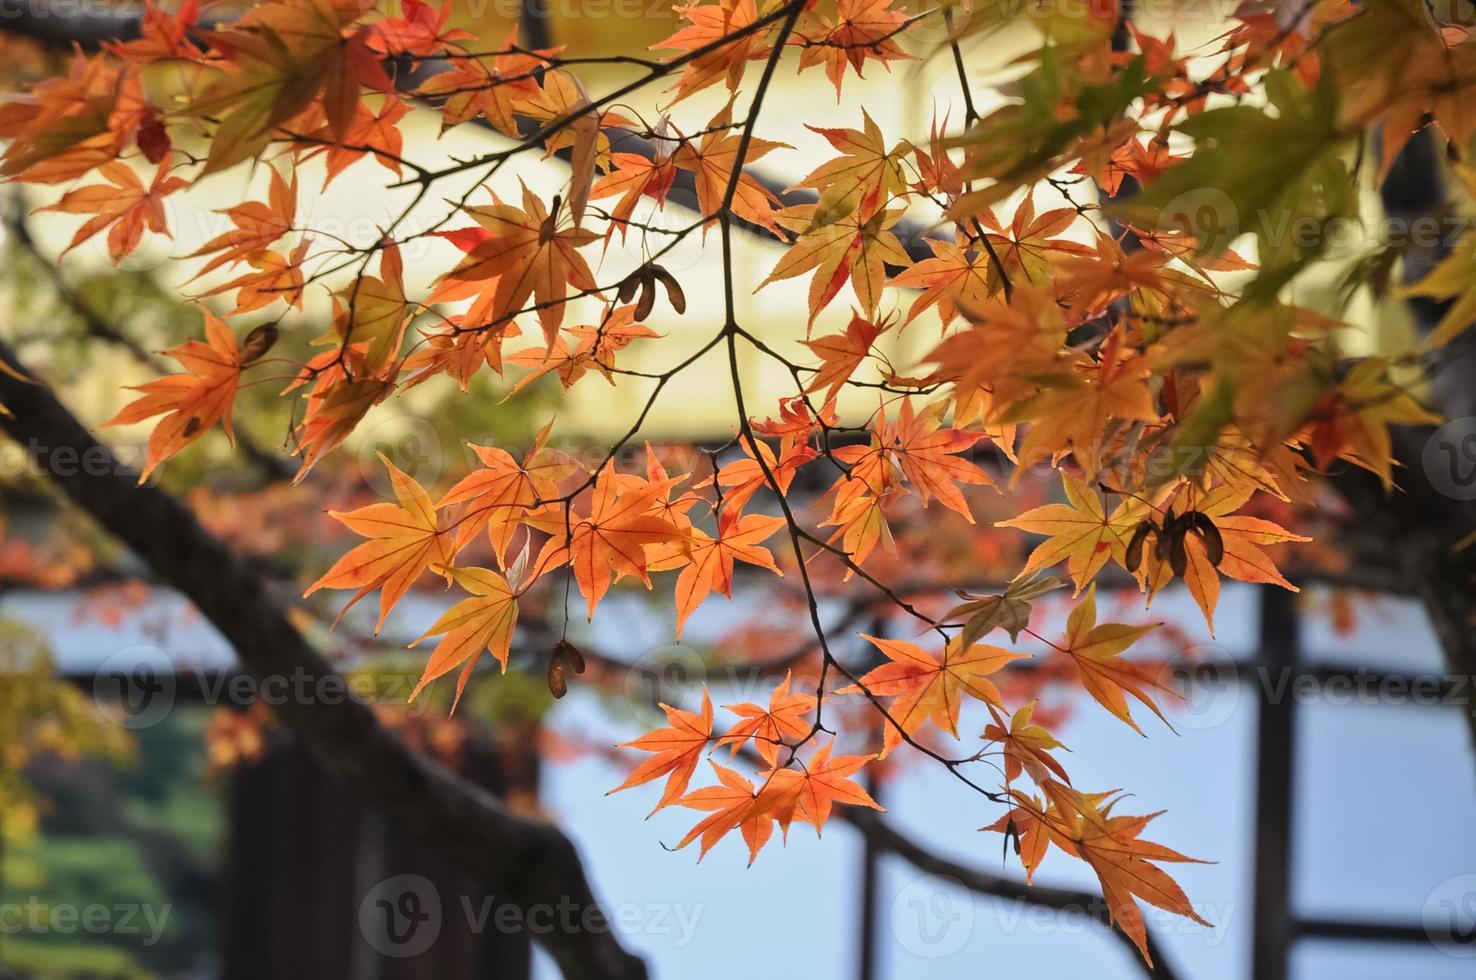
[15,0,1470,962]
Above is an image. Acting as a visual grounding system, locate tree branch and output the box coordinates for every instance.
[839,808,1187,979]
[0,338,648,980]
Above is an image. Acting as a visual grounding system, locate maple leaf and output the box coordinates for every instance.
[102,309,246,480]
[416,35,547,136]
[529,470,683,617]
[718,671,816,766]
[978,193,1093,285]
[1303,356,1442,488]
[673,512,785,638]
[290,373,397,480]
[762,204,909,327]
[367,0,473,59]
[187,165,298,279]
[408,565,519,708]
[590,150,679,238]
[329,243,408,376]
[108,0,204,65]
[982,700,1071,785]
[185,0,394,173]
[1012,344,1160,474]
[890,398,993,520]
[612,687,713,814]
[1055,586,1168,734]
[773,741,882,831]
[996,474,1147,594]
[297,95,410,187]
[714,437,816,516]
[843,634,1028,755]
[440,184,600,347]
[788,110,908,221]
[1038,781,1209,964]
[505,306,660,393]
[803,313,885,402]
[889,236,995,328]
[38,160,187,264]
[673,760,775,863]
[437,424,581,557]
[945,572,1064,646]
[0,54,137,184]
[796,0,914,98]
[305,454,452,631]
[1138,483,1311,633]
[201,238,313,315]
[673,108,789,232]
[654,0,773,102]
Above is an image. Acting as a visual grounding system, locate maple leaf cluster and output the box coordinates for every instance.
[4,0,1471,962]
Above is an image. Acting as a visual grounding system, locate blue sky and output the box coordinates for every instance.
[11,579,1476,979]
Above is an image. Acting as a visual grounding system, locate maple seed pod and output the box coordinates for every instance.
[240,323,279,365]
[547,640,586,699]
[1125,520,1154,573]
[650,265,686,315]
[1168,526,1189,578]
[617,273,641,305]
[1188,512,1224,566]
[634,276,656,322]
[1154,508,1177,563]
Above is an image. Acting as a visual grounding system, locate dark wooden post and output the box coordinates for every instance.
[1251,585,1300,980]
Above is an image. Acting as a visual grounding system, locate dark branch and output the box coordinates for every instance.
[0,339,648,980]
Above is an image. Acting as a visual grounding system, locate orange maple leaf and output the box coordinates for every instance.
[673,760,775,863]
[529,469,683,617]
[439,184,600,347]
[996,473,1147,594]
[611,687,713,814]
[796,0,914,98]
[409,565,519,708]
[803,313,885,402]
[673,108,789,232]
[187,165,298,279]
[770,741,882,831]
[718,670,816,766]
[844,633,1028,755]
[38,160,187,264]
[1055,586,1168,734]
[763,203,909,327]
[673,512,785,638]
[437,424,580,558]
[102,309,246,481]
[982,700,1071,786]
[305,455,452,632]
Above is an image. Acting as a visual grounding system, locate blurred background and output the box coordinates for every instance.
[0,1,1474,979]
